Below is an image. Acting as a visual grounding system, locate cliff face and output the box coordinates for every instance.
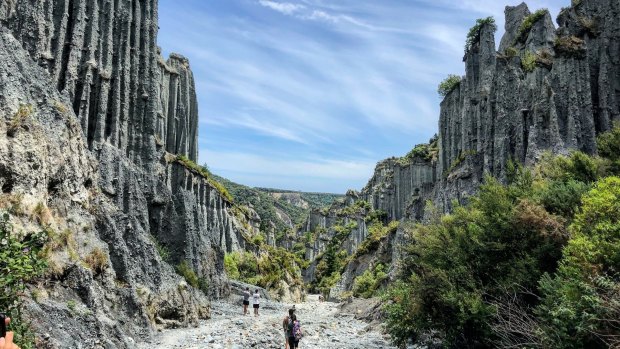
[361,157,436,221]
[0,0,257,347]
[362,1,620,219]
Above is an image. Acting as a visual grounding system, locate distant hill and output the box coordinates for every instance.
[213,176,344,236]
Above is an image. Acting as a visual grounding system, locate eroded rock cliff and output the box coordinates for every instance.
[364,0,620,220]
[0,0,259,347]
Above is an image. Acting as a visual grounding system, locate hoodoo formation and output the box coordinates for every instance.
[0,0,618,348]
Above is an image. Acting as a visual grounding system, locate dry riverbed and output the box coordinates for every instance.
[139,295,396,349]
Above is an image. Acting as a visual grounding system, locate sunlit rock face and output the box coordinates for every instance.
[0,0,261,347]
[363,1,620,219]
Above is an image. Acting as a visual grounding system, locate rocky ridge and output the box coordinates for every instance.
[0,0,264,347]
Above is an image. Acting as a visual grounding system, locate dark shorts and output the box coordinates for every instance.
[243,300,249,306]
[289,337,299,348]
[253,304,259,309]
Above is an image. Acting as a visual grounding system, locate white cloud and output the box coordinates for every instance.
[258,0,305,15]
[200,149,376,182]
[226,114,310,144]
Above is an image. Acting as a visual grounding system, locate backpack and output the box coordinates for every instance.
[293,320,303,341]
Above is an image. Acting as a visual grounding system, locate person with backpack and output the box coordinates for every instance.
[252,289,260,316]
[242,287,251,315]
[282,308,295,349]
[288,314,302,349]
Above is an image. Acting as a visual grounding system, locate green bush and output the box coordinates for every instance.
[400,138,439,164]
[384,128,620,348]
[521,50,537,72]
[336,200,371,216]
[198,277,209,295]
[537,179,589,218]
[536,151,604,184]
[352,263,387,298]
[465,17,497,53]
[516,9,548,43]
[0,214,48,349]
[536,177,620,348]
[224,253,240,279]
[597,122,620,174]
[384,171,568,347]
[355,220,399,257]
[311,222,358,294]
[225,248,303,292]
[177,261,199,288]
[503,46,518,58]
[438,75,462,98]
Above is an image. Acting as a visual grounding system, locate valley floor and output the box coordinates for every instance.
[139,295,395,349]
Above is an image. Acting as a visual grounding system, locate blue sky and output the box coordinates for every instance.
[158,0,567,193]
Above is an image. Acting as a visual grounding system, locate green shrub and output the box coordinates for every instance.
[336,200,371,216]
[224,253,240,279]
[521,50,537,72]
[198,277,209,295]
[516,9,548,43]
[352,263,388,298]
[355,220,399,257]
[250,233,265,246]
[537,177,620,348]
[597,123,620,174]
[385,171,568,347]
[537,179,590,218]
[438,75,462,98]
[383,281,420,347]
[536,151,604,184]
[311,222,358,294]
[503,46,518,58]
[364,209,387,224]
[0,213,48,349]
[176,261,199,288]
[400,138,439,164]
[155,241,171,262]
[465,17,497,53]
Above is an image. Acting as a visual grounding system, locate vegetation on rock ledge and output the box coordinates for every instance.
[516,9,549,43]
[438,75,462,98]
[175,155,234,202]
[465,16,497,53]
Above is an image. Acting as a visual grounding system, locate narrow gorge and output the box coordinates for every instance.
[0,0,619,348]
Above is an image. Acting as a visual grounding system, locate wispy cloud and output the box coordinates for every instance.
[199,148,377,192]
[158,0,569,192]
[258,0,305,15]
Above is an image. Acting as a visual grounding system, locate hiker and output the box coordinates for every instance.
[242,287,251,315]
[0,317,21,349]
[282,308,295,349]
[252,289,260,316]
[287,314,302,349]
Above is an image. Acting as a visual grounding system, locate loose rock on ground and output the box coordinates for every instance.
[139,295,396,349]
